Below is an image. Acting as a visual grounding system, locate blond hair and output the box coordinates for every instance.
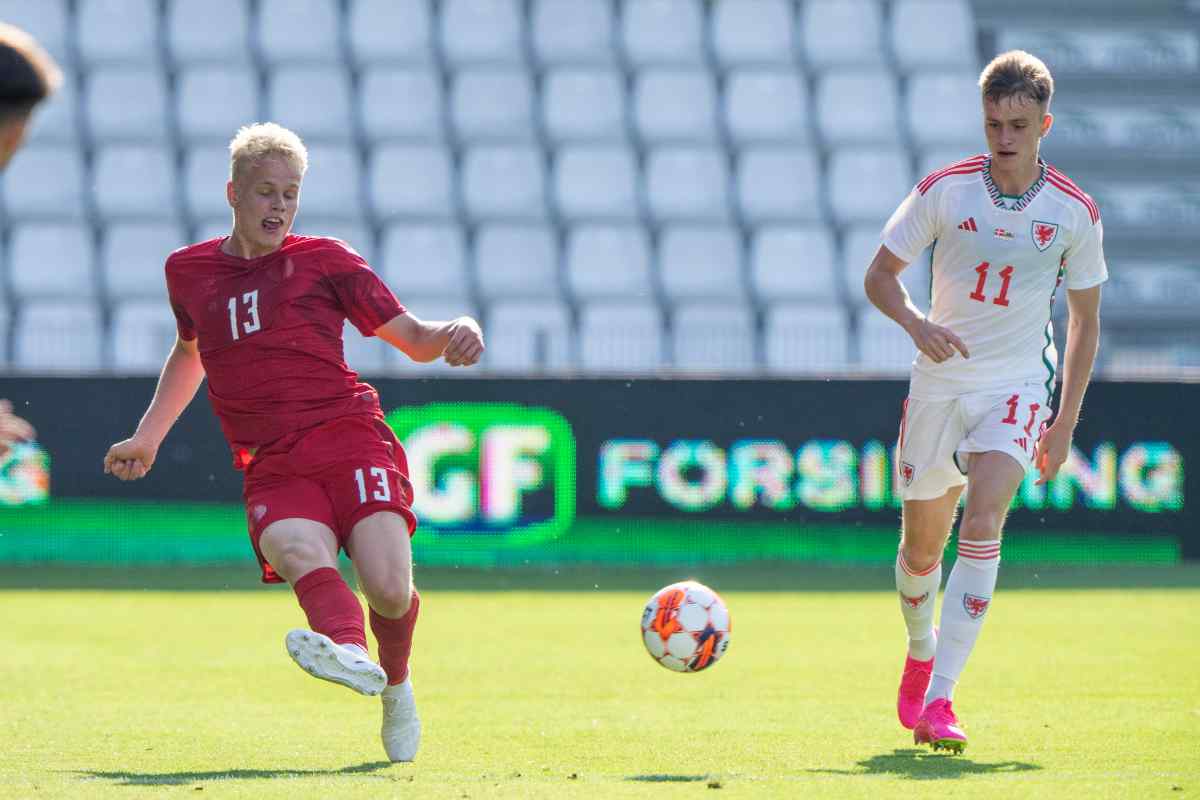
[228,122,308,183]
[0,22,63,123]
[979,50,1054,110]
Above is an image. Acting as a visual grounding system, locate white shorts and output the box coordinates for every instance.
[896,383,1053,502]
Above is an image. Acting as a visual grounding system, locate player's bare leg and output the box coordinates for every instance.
[260,519,387,696]
[348,511,421,762]
[896,487,962,728]
[915,451,1025,752]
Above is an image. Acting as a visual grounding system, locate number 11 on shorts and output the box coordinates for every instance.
[355,467,391,504]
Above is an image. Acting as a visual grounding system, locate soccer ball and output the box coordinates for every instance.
[640,580,731,673]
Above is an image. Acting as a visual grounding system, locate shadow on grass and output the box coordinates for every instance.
[807,748,1042,780]
[626,774,711,782]
[75,762,396,785]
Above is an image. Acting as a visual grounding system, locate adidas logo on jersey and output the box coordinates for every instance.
[957,217,978,232]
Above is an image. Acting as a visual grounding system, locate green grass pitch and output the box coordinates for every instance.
[1,565,1198,799]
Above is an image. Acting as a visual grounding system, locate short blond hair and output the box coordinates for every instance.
[0,22,63,123]
[979,50,1054,110]
[228,122,308,183]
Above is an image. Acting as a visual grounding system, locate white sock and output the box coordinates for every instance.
[925,538,1001,705]
[896,550,941,661]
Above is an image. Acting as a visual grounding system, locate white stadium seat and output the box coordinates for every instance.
[906,72,982,148]
[440,0,524,65]
[293,145,364,219]
[176,66,260,144]
[542,68,628,143]
[645,147,732,222]
[736,148,822,223]
[486,300,573,372]
[579,301,665,372]
[474,224,561,301]
[0,0,70,63]
[828,147,911,225]
[77,0,159,65]
[658,226,745,302]
[1,146,87,220]
[86,67,170,141]
[267,66,354,141]
[800,0,884,69]
[167,0,251,64]
[711,0,795,66]
[634,69,719,143]
[110,301,179,374]
[257,0,342,64]
[672,303,757,374]
[858,309,917,375]
[9,223,96,300]
[622,0,705,66]
[554,146,640,221]
[15,300,105,373]
[184,146,232,220]
[348,0,435,65]
[891,0,978,71]
[26,71,78,144]
[531,0,616,64]
[566,224,654,300]
[818,70,900,146]
[93,145,178,220]
[342,319,391,376]
[0,305,9,367]
[451,70,536,141]
[724,70,811,144]
[102,222,186,300]
[360,68,445,143]
[764,304,850,374]
[461,146,548,221]
[381,224,469,298]
[369,145,456,219]
[750,226,839,304]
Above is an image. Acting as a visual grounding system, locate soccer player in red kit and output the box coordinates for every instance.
[103,123,484,762]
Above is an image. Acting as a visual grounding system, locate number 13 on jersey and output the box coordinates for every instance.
[228,290,261,340]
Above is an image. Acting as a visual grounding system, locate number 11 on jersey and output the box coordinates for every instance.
[968,262,1014,307]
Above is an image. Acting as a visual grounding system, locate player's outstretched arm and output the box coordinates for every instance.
[103,336,205,481]
[375,312,485,366]
[1035,284,1101,485]
[864,244,969,364]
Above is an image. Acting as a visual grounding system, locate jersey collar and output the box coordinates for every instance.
[981,156,1047,213]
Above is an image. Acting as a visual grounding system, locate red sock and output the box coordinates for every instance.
[292,567,367,652]
[370,589,420,685]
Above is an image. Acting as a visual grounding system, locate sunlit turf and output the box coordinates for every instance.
[1,566,1198,799]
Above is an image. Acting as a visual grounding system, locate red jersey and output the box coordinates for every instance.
[165,234,405,467]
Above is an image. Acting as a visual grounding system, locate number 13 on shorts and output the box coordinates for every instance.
[354,467,392,504]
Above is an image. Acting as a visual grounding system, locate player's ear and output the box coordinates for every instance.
[226,179,237,208]
[1040,111,1053,139]
[0,114,30,170]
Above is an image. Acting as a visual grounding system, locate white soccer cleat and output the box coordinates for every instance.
[380,678,421,762]
[284,629,387,696]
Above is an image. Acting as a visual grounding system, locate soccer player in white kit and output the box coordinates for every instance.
[864,51,1107,753]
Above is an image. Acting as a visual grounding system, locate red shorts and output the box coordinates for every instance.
[242,415,418,583]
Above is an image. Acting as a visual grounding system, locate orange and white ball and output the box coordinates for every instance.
[640,581,731,673]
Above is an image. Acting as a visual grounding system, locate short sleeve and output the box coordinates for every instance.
[881,186,941,264]
[164,261,197,341]
[323,240,406,335]
[1063,218,1108,291]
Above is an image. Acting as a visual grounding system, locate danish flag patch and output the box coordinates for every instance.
[993,228,1015,240]
[957,217,978,232]
[1032,220,1059,252]
[963,593,991,619]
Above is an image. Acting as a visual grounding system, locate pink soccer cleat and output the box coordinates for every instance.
[913,698,968,754]
[897,654,934,730]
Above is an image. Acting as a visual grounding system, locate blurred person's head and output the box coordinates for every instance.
[0,23,63,170]
[979,50,1054,171]
[225,123,308,258]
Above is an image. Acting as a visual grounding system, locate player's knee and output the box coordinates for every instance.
[959,509,1004,540]
[368,578,413,618]
[900,539,943,573]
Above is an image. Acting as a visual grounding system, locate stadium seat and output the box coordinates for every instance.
[93,145,179,220]
[451,69,536,141]
[461,146,548,221]
[817,70,900,146]
[440,0,524,65]
[750,225,839,304]
[257,0,342,64]
[553,146,640,221]
[645,147,732,222]
[634,69,719,143]
[724,70,811,144]
[566,224,654,300]
[9,223,96,299]
[906,72,981,148]
[531,0,616,64]
[843,224,930,308]
[380,224,469,298]
[736,148,822,223]
[800,0,884,69]
[711,0,796,66]
[857,309,917,375]
[486,300,573,372]
[77,0,159,65]
[672,302,757,374]
[0,305,9,367]
[2,145,87,220]
[541,68,628,143]
[26,71,78,144]
[86,67,170,141]
[110,301,179,374]
[579,301,665,373]
[763,303,850,374]
[828,147,911,225]
[891,0,977,71]
[14,300,105,372]
[290,220,374,263]
[622,0,705,66]
[348,0,435,65]
[474,224,561,301]
[360,68,445,143]
[167,0,251,64]
[369,145,456,220]
[102,222,186,300]
[176,66,260,144]
[342,319,391,375]
[658,225,745,302]
[194,220,231,242]
[267,66,354,141]
[184,146,233,221]
[292,145,364,219]
[0,0,70,63]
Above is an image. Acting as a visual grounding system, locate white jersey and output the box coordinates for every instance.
[882,154,1108,400]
